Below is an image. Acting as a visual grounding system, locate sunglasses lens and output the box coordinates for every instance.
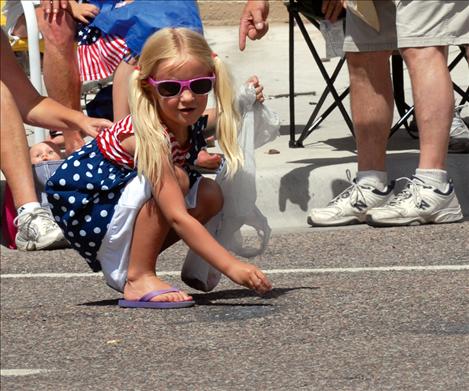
[190,78,213,95]
[157,81,181,97]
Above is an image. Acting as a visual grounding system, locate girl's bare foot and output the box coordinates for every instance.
[123,274,192,303]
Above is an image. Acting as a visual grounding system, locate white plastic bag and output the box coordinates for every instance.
[180,84,280,291]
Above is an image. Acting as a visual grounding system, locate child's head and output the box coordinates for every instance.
[29,141,63,164]
[129,28,242,185]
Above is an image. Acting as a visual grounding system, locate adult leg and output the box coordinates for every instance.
[347,51,394,171]
[307,51,395,227]
[36,7,83,155]
[0,83,38,208]
[401,46,453,169]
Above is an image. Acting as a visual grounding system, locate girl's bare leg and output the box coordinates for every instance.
[124,167,192,303]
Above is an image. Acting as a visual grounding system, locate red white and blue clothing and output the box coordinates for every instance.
[46,115,208,274]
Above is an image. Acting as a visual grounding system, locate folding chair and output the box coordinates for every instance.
[286,0,353,148]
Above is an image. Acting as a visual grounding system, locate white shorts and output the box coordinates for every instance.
[97,174,202,292]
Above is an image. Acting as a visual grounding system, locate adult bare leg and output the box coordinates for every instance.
[401,46,453,169]
[0,83,38,208]
[36,7,83,155]
[347,51,394,172]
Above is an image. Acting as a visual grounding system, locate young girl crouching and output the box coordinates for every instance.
[45,27,272,309]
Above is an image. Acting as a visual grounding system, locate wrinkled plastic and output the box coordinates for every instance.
[181,84,280,292]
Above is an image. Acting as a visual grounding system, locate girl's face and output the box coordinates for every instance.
[152,56,212,135]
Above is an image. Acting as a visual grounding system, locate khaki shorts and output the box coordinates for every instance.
[344,0,469,52]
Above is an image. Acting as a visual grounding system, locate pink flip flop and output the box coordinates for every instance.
[118,288,195,309]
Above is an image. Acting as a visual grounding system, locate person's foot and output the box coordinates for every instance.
[307,179,394,226]
[366,177,463,226]
[448,105,469,154]
[124,275,193,303]
[14,207,68,251]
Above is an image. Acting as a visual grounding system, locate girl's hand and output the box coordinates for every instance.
[79,116,113,138]
[227,261,272,295]
[246,75,265,103]
[68,2,99,24]
[195,150,222,169]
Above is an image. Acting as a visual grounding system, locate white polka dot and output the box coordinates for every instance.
[98,168,103,174]
[86,171,93,178]
[86,183,94,190]
[84,215,92,222]
[69,210,75,217]
[62,163,68,169]
[99,161,104,166]
[82,198,89,205]
[109,167,114,172]
[61,206,67,212]
[87,144,92,149]
[87,163,93,170]
[100,210,108,218]
[75,243,81,248]
[78,150,85,155]
[93,198,100,204]
[89,242,96,247]
[55,216,60,222]
[68,196,75,204]
[102,185,109,191]
[53,193,60,200]
[67,155,73,160]
[186,152,191,159]
[59,179,66,186]
[109,174,116,180]
[89,152,96,158]
[93,227,101,234]
[73,160,81,167]
[79,230,86,237]
[108,192,115,200]
[72,220,79,226]
[73,174,80,181]
[85,251,92,256]
[68,232,74,237]
[47,181,53,187]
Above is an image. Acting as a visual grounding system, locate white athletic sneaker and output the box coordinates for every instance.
[307,179,394,226]
[448,105,469,154]
[366,177,463,226]
[14,207,68,251]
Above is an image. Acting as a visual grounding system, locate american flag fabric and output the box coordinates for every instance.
[96,115,191,169]
[77,25,129,82]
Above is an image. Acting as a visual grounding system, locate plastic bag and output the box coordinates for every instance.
[180,84,280,291]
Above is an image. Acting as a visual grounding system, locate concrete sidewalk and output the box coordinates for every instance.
[204,24,469,230]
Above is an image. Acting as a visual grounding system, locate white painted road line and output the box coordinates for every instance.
[1,264,468,279]
[1,369,49,377]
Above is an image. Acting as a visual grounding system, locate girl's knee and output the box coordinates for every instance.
[197,178,223,217]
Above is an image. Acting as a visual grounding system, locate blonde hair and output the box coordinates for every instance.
[128,27,242,186]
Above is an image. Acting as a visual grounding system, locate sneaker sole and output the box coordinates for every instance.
[16,235,70,251]
[307,215,365,227]
[366,207,464,227]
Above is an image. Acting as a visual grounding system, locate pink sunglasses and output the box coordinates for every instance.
[147,75,216,98]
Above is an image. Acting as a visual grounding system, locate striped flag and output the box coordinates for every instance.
[77,26,129,82]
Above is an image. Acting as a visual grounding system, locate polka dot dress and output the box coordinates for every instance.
[46,140,136,271]
[45,116,207,272]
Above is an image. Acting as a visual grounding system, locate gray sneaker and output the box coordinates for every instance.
[307,177,395,227]
[366,177,463,226]
[448,105,469,154]
[14,207,68,251]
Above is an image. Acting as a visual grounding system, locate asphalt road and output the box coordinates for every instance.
[1,221,468,391]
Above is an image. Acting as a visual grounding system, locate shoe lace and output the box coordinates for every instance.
[388,177,424,207]
[328,169,368,210]
[13,208,58,234]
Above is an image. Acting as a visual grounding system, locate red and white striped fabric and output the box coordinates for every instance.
[96,115,191,169]
[77,34,128,82]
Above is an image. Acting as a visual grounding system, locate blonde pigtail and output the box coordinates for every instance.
[128,69,171,186]
[213,56,244,176]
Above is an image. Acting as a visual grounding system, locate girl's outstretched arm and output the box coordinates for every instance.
[155,160,272,294]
